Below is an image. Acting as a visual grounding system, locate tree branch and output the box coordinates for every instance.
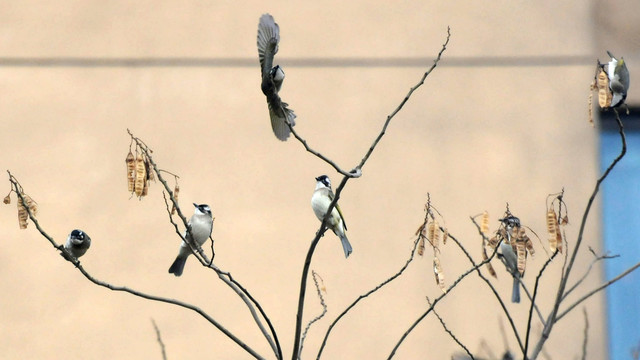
[7,172,267,360]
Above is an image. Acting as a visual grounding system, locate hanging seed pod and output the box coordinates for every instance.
[23,194,38,217]
[170,182,180,215]
[523,233,535,257]
[134,155,147,197]
[556,227,563,254]
[516,241,526,276]
[482,246,497,278]
[144,156,154,182]
[126,151,136,193]
[596,67,612,108]
[428,220,439,248]
[17,196,28,229]
[481,211,490,235]
[547,208,558,252]
[141,177,149,196]
[3,194,10,204]
[417,237,425,256]
[433,257,446,293]
[588,85,594,126]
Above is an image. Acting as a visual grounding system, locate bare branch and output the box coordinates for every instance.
[7,172,267,360]
[387,232,504,359]
[355,27,451,173]
[529,107,627,360]
[556,260,640,321]
[316,202,429,359]
[130,132,282,359]
[151,319,168,360]
[426,296,474,359]
[561,248,619,301]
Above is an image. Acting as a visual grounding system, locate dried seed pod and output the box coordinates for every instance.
[433,256,446,293]
[417,237,425,256]
[144,156,154,182]
[170,182,180,215]
[516,241,526,276]
[596,67,612,108]
[3,194,10,204]
[481,211,490,234]
[23,194,38,216]
[17,196,28,229]
[482,246,497,278]
[523,233,535,257]
[556,227,563,254]
[547,209,558,252]
[126,151,135,193]
[428,220,439,249]
[134,155,147,197]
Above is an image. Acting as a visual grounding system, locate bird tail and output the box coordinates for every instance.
[511,277,521,303]
[168,256,187,277]
[338,233,353,258]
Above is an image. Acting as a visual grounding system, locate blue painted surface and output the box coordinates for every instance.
[600,117,640,360]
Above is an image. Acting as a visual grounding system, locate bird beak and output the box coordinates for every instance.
[315,176,321,181]
[193,203,198,208]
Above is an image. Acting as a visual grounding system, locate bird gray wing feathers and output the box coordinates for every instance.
[258,14,279,76]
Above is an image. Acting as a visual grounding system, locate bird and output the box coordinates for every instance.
[257,13,297,141]
[168,203,214,277]
[311,175,352,258]
[62,229,91,260]
[606,51,630,108]
[498,215,521,303]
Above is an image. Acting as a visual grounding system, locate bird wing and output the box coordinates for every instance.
[268,101,296,141]
[328,190,348,230]
[257,14,279,77]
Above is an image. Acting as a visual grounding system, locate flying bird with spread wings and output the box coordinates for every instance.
[257,13,297,141]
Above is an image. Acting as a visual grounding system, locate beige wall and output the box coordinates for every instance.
[1,1,636,359]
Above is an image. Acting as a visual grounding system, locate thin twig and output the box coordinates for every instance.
[556,260,640,321]
[386,233,503,359]
[562,248,619,301]
[151,319,168,360]
[426,296,474,359]
[316,203,429,359]
[580,308,588,360]
[355,27,451,173]
[523,250,558,358]
[301,271,328,355]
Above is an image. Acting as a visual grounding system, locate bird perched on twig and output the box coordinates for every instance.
[605,51,630,108]
[498,215,521,303]
[62,229,91,260]
[311,175,352,258]
[257,13,297,141]
[168,203,213,277]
